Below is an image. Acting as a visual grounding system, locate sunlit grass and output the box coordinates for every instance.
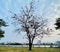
[0,46,60,52]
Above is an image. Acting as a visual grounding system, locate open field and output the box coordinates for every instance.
[0,46,60,52]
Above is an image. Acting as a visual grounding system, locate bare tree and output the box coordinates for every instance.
[11,0,51,50]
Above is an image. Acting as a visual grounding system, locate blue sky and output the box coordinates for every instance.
[0,0,60,43]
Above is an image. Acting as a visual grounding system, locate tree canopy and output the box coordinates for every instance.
[55,18,60,30]
[0,19,7,38]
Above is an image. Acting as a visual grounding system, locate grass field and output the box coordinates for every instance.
[0,46,60,52]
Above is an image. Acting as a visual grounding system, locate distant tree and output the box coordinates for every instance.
[50,43,53,47]
[56,41,60,47]
[11,0,52,50]
[55,18,60,30]
[0,19,7,39]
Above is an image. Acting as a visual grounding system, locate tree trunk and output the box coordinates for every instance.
[29,37,32,51]
[29,42,32,50]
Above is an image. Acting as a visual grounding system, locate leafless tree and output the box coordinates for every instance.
[11,0,52,50]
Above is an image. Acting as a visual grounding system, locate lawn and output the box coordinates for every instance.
[0,46,60,52]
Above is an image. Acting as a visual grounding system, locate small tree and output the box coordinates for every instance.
[11,1,51,50]
[55,18,60,30]
[50,43,53,47]
[0,19,7,39]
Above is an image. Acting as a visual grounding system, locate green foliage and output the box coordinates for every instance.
[0,19,7,38]
[55,18,60,29]
[0,29,4,38]
[0,19,7,27]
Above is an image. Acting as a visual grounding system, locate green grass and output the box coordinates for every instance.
[0,46,60,52]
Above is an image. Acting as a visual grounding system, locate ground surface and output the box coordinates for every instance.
[0,46,60,52]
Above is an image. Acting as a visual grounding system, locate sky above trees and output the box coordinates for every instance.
[0,0,60,43]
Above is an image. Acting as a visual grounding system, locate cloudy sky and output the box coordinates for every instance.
[0,0,60,43]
